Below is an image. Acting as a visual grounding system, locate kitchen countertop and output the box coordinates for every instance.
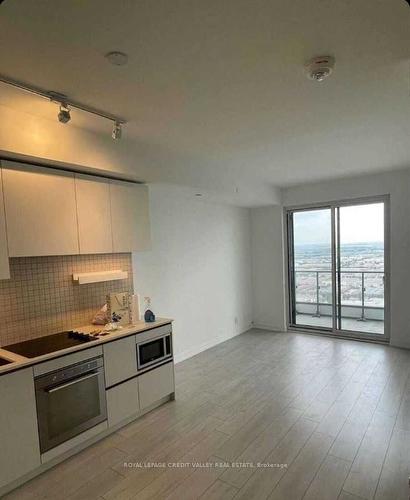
[0,317,173,376]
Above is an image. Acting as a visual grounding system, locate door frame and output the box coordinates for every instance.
[284,195,390,343]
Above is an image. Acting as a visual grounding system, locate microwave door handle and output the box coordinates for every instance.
[46,371,99,393]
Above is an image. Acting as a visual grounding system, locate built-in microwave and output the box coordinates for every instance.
[136,328,172,373]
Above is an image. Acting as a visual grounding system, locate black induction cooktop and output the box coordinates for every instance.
[3,331,97,358]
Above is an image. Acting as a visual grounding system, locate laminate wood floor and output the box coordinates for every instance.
[5,329,410,500]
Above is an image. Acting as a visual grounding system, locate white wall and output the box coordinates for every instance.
[263,168,410,349]
[133,185,253,363]
[251,206,286,331]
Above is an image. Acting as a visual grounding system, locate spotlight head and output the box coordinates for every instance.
[112,121,122,140]
[58,103,71,124]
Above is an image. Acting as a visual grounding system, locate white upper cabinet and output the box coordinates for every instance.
[0,169,10,279]
[75,173,113,254]
[110,180,151,252]
[0,161,151,257]
[2,161,80,257]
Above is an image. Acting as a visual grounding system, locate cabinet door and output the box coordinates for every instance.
[0,368,41,489]
[2,162,79,257]
[75,174,113,254]
[106,378,139,427]
[103,336,137,387]
[110,180,151,252]
[0,168,10,279]
[138,362,175,410]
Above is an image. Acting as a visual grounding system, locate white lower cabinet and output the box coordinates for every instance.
[0,368,41,489]
[103,336,137,388]
[0,327,174,494]
[106,378,140,427]
[138,362,175,410]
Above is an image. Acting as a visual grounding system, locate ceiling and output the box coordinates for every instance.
[0,0,409,206]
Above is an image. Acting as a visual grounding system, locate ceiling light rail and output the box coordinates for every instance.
[0,74,126,139]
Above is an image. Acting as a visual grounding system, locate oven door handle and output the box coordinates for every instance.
[46,371,99,393]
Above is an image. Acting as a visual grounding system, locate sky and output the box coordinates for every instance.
[293,203,384,245]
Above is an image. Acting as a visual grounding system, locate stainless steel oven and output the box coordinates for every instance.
[35,356,107,453]
[136,329,172,373]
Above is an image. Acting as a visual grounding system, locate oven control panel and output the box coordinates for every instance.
[36,357,102,384]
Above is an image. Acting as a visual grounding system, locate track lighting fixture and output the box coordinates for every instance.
[57,103,71,124]
[0,74,126,139]
[112,121,122,140]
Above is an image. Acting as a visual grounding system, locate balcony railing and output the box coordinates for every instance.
[295,270,384,321]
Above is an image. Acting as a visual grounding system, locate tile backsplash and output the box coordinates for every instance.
[0,253,133,346]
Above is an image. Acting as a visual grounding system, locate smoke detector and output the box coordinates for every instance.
[305,56,335,82]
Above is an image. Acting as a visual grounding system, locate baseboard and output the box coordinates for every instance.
[289,327,390,345]
[252,323,285,332]
[174,327,247,364]
[390,339,410,350]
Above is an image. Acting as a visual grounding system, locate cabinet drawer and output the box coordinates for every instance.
[103,336,137,387]
[138,362,175,410]
[106,378,139,427]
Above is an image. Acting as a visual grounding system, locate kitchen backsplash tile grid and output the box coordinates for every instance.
[0,253,133,346]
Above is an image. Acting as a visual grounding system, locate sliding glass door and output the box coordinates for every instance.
[289,208,333,330]
[336,203,385,334]
[287,198,388,340]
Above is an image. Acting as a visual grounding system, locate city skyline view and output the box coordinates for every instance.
[292,203,385,310]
